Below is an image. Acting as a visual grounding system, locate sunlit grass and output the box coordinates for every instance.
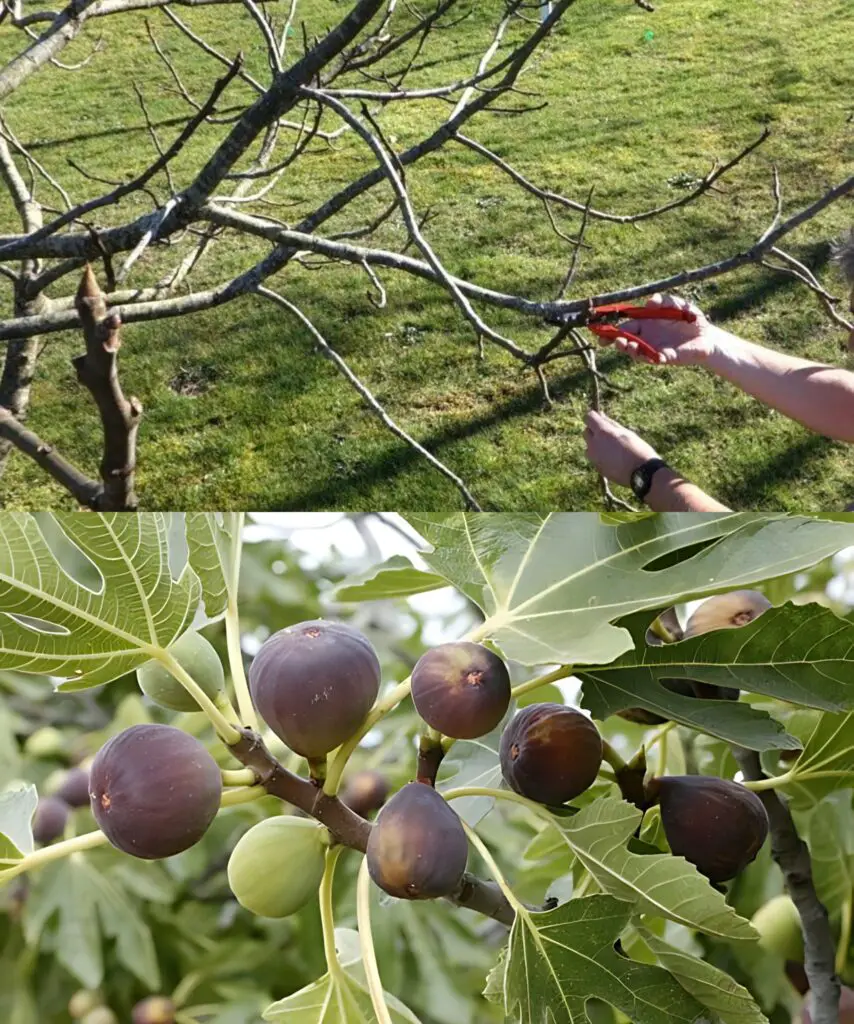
[0,0,851,510]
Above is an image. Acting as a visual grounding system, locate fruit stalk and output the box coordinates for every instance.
[154,649,241,743]
[0,829,110,883]
[602,742,649,810]
[221,768,257,787]
[323,677,413,795]
[416,732,446,785]
[319,847,346,980]
[357,857,394,1024]
[510,664,575,701]
[224,515,259,731]
[733,747,840,1024]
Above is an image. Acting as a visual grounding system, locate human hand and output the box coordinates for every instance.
[600,293,730,366]
[583,410,659,487]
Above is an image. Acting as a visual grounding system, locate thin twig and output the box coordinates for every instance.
[761,247,854,335]
[583,345,636,512]
[455,127,771,225]
[556,184,594,300]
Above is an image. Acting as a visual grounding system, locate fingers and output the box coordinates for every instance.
[584,409,609,441]
[613,336,661,365]
[648,292,694,313]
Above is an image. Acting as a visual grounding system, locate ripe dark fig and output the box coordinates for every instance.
[56,767,91,808]
[367,781,468,899]
[499,704,602,806]
[683,590,771,638]
[617,707,669,726]
[651,774,769,883]
[249,619,381,758]
[227,816,326,918]
[411,641,510,739]
[137,631,225,712]
[32,796,70,844]
[341,770,390,818]
[89,724,222,860]
[131,996,176,1024]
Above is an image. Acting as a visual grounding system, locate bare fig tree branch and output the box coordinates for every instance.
[73,266,142,509]
[0,406,101,505]
[0,0,850,506]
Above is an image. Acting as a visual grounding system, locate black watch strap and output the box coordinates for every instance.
[630,458,669,502]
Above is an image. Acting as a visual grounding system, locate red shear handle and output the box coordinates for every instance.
[586,302,697,363]
[588,323,664,364]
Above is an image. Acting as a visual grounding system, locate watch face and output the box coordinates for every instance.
[631,468,645,494]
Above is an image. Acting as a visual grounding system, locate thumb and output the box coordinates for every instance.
[585,409,610,429]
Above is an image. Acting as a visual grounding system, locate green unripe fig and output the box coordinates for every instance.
[81,1009,118,1024]
[650,774,769,883]
[90,724,222,859]
[500,704,603,805]
[137,631,225,712]
[132,995,177,1024]
[69,990,103,1018]
[249,620,381,758]
[367,781,468,900]
[751,894,803,962]
[411,642,510,739]
[24,726,65,760]
[227,815,326,918]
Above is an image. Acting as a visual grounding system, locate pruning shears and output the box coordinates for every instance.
[584,302,697,364]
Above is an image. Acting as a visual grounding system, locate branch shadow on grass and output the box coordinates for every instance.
[715,431,843,510]
[270,360,598,511]
[706,240,836,324]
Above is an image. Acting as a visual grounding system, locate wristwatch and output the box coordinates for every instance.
[630,458,669,502]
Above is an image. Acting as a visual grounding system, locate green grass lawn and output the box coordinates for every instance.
[0,0,852,510]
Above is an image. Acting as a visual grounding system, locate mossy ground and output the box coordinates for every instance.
[0,0,851,510]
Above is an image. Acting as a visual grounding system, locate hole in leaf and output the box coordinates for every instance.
[640,537,718,573]
[35,514,104,594]
[4,613,71,635]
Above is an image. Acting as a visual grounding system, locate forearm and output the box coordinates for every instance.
[645,467,730,512]
[707,329,854,442]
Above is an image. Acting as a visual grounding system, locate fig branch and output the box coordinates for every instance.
[733,747,840,1024]
[226,726,517,925]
